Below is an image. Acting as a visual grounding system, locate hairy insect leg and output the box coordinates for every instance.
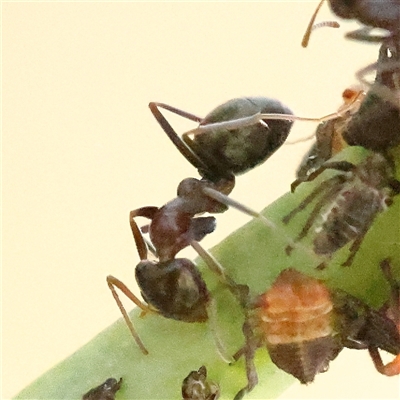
[290,160,355,192]
[106,275,155,355]
[148,102,209,172]
[233,320,259,400]
[368,259,400,376]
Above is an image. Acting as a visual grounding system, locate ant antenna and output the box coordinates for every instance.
[302,0,340,48]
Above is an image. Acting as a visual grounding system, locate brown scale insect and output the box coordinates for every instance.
[283,152,400,267]
[82,378,122,400]
[233,265,400,399]
[181,366,220,400]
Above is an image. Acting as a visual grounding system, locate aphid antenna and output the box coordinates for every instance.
[202,187,326,264]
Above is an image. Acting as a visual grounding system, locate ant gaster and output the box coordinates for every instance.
[283,152,400,267]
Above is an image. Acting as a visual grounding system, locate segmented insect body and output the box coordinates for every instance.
[181,366,220,400]
[284,153,400,266]
[343,35,400,150]
[254,269,339,384]
[82,378,122,400]
[297,87,365,179]
[149,97,294,187]
[234,266,400,399]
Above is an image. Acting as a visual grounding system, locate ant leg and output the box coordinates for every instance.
[201,187,323,263]
[129,207,158,260]
[148,102,209,172]
[107,275,155,355]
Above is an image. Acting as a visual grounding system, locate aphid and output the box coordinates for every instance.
[296,86,365,179]
[283,153,400,267]
[181,366,220,400]
[82,378,122,400]
[233,269,341,400]
[233,266,400,399]
[343,35,400,150]
[303,0,400,44]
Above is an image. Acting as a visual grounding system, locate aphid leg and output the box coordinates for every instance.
[341,224,375,267]
[106,275,152,355]
[233,320,259,400]
[345,27,389,43]
[290,160,355,192]
[368,259,400,376]
[202,187,323,262]
[148,102,209,172]
[190,240,249,306]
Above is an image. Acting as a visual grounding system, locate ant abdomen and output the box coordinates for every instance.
[195,97,294,176]
[135,258,210,323]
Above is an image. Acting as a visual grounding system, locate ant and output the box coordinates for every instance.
[82,378,122,400]
[107,178,249,357]
[233,264,400,399]
[181,366,220,400]
[283,152,400,267]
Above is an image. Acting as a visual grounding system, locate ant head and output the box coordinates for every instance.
[135,258,210,323]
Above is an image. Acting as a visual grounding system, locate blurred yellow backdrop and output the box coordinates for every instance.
[3,1,399,399]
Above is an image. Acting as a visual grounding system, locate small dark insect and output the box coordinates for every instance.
[284,153,400,267]
[343,35,400,150]
[182,366,220,400]
[233,266,400,399]
[297,86,365,179]
[82,378,122,400]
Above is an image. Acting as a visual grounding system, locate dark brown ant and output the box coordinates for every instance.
[283,152,400,267]
[181,366,220,400]
[107,178,245,358]
[233,265,400,399]
[82,378,122,400]
[296,86,365,179]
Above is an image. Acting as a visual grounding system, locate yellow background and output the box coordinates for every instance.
[3,1,399,398]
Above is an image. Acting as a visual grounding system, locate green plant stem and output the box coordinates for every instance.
[15,146,399,400]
